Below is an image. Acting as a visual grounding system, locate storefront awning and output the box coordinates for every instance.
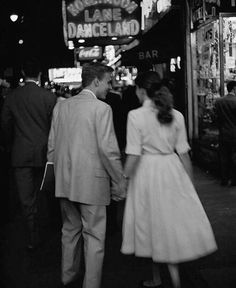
[121,6,183,67]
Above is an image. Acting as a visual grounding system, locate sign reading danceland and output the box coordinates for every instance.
[63,0,140,44]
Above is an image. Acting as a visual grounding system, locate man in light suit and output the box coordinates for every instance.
[47,62,126,288]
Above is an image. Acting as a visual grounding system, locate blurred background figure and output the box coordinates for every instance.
[103,86,125,236]
[214,80,236,186]
[1,58,57,250]
[0,77,11,228]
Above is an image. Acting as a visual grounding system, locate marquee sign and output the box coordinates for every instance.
[62,0,141,45]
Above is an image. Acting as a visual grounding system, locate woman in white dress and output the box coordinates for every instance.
[121,72,217,288]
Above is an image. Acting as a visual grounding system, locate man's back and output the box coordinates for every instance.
[49,90,122,205]
[1,82,57,166]
[215,94,236,141]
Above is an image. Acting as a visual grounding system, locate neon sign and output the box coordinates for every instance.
[75,46,102,60]
[63,0,140,43]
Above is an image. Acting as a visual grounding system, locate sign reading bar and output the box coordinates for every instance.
[63,0,140,44]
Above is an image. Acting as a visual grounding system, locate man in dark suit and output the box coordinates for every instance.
[215,81,236,186]
[1,59,57,249]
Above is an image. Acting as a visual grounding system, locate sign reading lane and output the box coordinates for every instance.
[63,0,140,44]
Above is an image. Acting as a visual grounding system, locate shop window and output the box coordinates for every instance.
[194,20,220,146]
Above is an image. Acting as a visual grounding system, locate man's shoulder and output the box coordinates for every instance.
[38,86,56,97]
[215,96,226,105]
[216,94,236,104]
[3,86,23,102]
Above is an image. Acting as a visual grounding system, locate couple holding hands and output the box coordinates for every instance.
[48,62,217,288]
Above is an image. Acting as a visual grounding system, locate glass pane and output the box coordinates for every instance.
[195,21,220,143]
[223,16,236,93]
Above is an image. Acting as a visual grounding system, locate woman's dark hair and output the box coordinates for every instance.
[135,72,173,124]
[135,71,161,91]
[148,82,174,125]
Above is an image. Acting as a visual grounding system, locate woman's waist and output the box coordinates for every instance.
[142,151,175,156]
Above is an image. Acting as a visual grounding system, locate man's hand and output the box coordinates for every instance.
[111,177,128,201]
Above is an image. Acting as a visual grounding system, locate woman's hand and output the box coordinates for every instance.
[111,176,128,201]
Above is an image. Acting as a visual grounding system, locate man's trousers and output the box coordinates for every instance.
[219,140,236,185]
[14,167,44,246]
[60,199,106,288]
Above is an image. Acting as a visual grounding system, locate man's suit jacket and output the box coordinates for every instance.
[215,93,236,142]
[1,82,57,167]
[47,89,123,206]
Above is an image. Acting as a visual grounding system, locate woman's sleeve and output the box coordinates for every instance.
[175,113,191,154]
[125,111,142,155]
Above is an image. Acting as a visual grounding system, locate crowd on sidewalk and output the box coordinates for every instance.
[0,59,236,288]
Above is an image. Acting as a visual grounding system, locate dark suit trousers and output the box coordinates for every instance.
[14,167,44,236]
[219,140,236,184]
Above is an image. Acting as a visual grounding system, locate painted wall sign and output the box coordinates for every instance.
[138,49,158,60]
[63,0,140,44]
[75,46,102,60]
[141,0,171,33]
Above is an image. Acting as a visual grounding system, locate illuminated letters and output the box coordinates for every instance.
[66,0,140,41]
[84,8,122,22]
[68,22,77,38]
[68,19,140,38]
[67,0,138,16]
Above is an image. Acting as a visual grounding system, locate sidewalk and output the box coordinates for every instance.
[192,167,236,288]
[1,165,236,288]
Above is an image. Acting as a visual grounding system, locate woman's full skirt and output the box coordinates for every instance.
[121,154,217,263]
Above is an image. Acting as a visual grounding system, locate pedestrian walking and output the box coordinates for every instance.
[120,72,218,288]
[47,62,126,288]
[1,59,57,249]
[214,81,236,186]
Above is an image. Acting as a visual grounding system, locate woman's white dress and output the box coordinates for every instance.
[121,99,217,263]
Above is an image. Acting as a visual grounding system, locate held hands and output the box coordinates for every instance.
[111,174,129,202]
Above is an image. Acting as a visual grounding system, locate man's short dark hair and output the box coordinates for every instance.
[23,59,41,78]
[82,62,113,87]
[227,81,236,93]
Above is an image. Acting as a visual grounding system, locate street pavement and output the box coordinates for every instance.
[1,165,236,288]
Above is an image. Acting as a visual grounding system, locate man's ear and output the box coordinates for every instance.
[94,77,100,87]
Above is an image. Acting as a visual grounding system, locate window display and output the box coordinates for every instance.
[195,20,220,144]
[193,15,236,148]
[222,16,236,91]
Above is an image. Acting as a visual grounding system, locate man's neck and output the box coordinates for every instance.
[83,87,97,98]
